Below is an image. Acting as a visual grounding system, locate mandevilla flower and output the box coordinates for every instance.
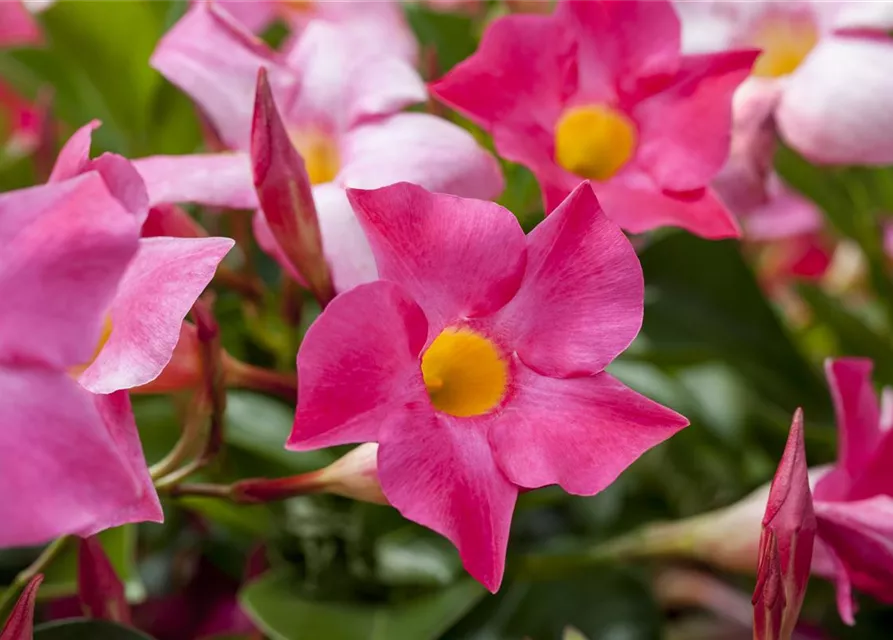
[288,181,689,590]
[753,409,816,640]
[431,0,757,238]
[677,0,893,166]
[137,1,502,292]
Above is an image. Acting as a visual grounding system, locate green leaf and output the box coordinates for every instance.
[404,5,478,74]
[240,570,486,640]
[34,619,155,640]
[374,529,462,587]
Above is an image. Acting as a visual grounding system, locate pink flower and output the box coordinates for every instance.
[0,81,44,159]
[753,409,816,640]
[0,134,162,546]
[0,0,41,48]
[137,2,502,292]
[676,0,893,166]
[431,0,757,239]
[288,181,689,591]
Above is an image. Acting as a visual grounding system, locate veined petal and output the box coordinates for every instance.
[151,2,297,150]
[489,363,687,494]
[347,183,526,336]
[79,236,234,393]
[778,36,893,165]
[340,112,504,201]
[289,281,429,451]
[378,409,518,592]
[489,183,642,377]
[0,368,161,547]
[134,152,257,209]
[0,173,139,369]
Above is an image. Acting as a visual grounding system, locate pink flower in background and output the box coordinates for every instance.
[288,182,688,590]
[753,409,816,640]
[431,0,757,239]
[0,81,43,159]
[0,136,161,547]
[0,0,41,48]
[138,2,502,292]
[54,122,235,394]
[676,0,893,166]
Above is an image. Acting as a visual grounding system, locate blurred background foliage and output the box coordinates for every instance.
[2,1,893,638]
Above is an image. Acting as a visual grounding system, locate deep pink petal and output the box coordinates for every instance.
[347,183,526,335]
[599,181,741,238]
[557,0,681,98]
[378,409,518,592]
[430,14,574,131]
[635,49,758,192]
[288,281,429,451]
[133,152,257,209]
[142,204,207,239]
[488,183,642,377]
[340,113,504,201]
[78,535,130,623]
[0,0,41,47]
[0,368,161,547]
[778,36,893,165]
[79,236,233,393]
[489,363,687,494]
[0,173,139,369]
[281,20,425,131]
[816,496,893,617]
[151,2,297,149]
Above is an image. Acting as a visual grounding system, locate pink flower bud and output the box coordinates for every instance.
[0,574,42,640]
[78,536,130,624]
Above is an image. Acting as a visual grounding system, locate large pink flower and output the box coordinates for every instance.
[0,139,161,547]
[288,182,689,591]
[431,0,757,239]
[676,0,893,166]
[137,2,502,292]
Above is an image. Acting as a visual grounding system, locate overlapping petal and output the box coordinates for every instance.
[289,281,429,451]
[348,183,526,335]
[378,409,518,592]
[79,236,234,393]
[490,363,688,495]
[134,152,257,209]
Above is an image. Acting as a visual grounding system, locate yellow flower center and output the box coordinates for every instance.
[750,16,818,78]
[290,130,340,186]
[71,316,113,375]
[420,328,508,418]
[554,105,637,182]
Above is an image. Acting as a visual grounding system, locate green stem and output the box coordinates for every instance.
[0,536,69,623]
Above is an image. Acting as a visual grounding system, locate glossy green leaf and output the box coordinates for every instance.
[374,529,462,587]
[34,619,155,640]
[240,570,485,640]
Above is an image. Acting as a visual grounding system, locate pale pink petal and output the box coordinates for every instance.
[347,183,526,335]
[490,362,687,495]
[0,368,161,547]
[599,181,741,239]
[288,281,429,451]
[485,183,642,377]
[778,36,893,165]
[48,120,100,182]
[743,175,824,241]
[281,21,425,131]
[0,174,139,369]
[674,1,739,54]
[635,49,758,192]
[211,0,278,32]
[430,14,574,131]
[0,0,41,47]
[812,538,856,625]
[151,2,297,149]
[378,409,518,592]
[833,3,893,32]
[557,0,681,98]
[79,236,234,393]
[340,112,504,201]
[816,496,893,616]
[133,152,257,209]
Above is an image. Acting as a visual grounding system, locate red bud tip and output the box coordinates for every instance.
[0,574,43,640]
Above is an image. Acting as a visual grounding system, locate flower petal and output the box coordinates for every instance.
[288,281,429,451]
[150,2,297,150]
[489,363,687,495]
[778,36,893,165]
[378,409,518,592]
[0,174,139,369]
[0,0,41,47]
[635,49,758,192]
[79,236,234,393]
[347,182,526,335]
[0,369,161,547]
[340,112,504,200]
[488,183,642,377]
[49,120,101,182]
[133,152,257,209]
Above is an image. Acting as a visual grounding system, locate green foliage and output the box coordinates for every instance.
[34,619,156,639]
